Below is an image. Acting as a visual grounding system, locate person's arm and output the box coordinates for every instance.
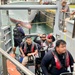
[68,51,74,72]
[19,27,25,36]
[41,51,52,75]
[20,43,25,57]
[61,4,69,13]
[71,11,75,15]
[33,35,40,43]
[33,34,43,45]
[33,44,38,55]
[20,47,25,57]
[33,50,38,55]
[27,43,38,56]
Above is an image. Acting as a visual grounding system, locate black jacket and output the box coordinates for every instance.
[41,49,74,75]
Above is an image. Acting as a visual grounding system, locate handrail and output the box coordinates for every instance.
[0,48,35,75]
[0,5,58,10]
[72,18,75,38]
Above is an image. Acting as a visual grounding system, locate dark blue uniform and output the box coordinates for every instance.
[41,49,74,75]
[14,26,25,47]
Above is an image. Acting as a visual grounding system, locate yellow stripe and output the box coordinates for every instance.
[64,34,66,41]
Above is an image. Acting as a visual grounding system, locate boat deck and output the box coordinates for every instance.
[7,53,21,75]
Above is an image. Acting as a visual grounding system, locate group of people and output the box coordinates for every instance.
[12,22,74,75]
[41,1,75,74]
[41,40,74,75]
[12,0,75,74]
[13,22,55,65]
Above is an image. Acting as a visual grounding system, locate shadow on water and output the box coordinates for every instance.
[30,23,53,34]
[30,11,53,34]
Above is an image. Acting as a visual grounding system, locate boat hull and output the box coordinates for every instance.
[8,1,39,28]
[8,2,39,23]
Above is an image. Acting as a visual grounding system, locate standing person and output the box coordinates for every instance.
[20,36,38,66]
[41,39,74,75]
[60,0,70,26]
[13,22,25,54]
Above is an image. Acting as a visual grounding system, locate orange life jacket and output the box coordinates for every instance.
[52,51,70,70]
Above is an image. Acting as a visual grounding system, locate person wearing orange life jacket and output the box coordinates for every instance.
[41,40,74,75]
[20,36,38,66]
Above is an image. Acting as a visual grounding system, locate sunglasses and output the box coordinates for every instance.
[40,37,46,38]
[48,38,52,39]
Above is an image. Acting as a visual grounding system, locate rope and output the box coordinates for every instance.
[3,22,48,26]
[4,10,54,26]
[31,22,47,24]
[31,11,55,25]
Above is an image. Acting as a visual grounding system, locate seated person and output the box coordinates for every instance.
[33,34,47,48]
[46,33,55,50]
[20,36,38,66]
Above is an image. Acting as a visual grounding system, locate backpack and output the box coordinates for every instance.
[13,27,24,39]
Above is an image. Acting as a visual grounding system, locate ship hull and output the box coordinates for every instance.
[8,1,40,28]
[8,1,39,22]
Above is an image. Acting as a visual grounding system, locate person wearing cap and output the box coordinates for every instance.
[60,0,70,26]
[13,22,25,54]
[41,39,74,75]
[46,34,55,51]
[20,36,38,66]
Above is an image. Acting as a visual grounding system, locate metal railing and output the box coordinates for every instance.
[0,5,58,10]
[60,72,75,75]
[59,12,70,32]
[72,18,75,38]
[0,48,35,75]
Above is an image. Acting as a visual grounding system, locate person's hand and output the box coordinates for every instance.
[71,12,75,15]
[22,54,25,57]
[71,11,75,15]
[27,53,34,56]
[60,10,64,12]
[38,34,42,37]
[27,53,32,56]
